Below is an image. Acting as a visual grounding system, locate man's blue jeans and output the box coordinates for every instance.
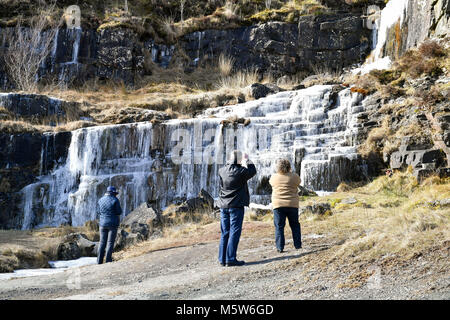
[273,207,302,251]
[97,226,118,264]
[219,207,245,264]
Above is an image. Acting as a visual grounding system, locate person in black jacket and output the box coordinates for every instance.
[96,186,122,264]
[218,150,257,267]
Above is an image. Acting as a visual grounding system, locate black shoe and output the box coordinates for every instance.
[226,260,245,267]
[295,244,302,249]
[277,249,284,253]
[220,262,226,267]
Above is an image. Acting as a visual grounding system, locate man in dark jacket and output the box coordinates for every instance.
[218,150,257,267]
[97,186,122,264]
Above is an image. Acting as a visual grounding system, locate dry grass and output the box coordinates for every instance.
[218,53,235,77]
[40,61,253,119]
[247,0,329,23]
[216,68,260,91]
[358,116,391,158]
[0,228,58,272]
[0,222,100,272]
[302,170,450,265]
[302,65,342,87]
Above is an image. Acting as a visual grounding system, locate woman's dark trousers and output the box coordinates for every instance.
[273,207,302,251]
[97,226,118,264]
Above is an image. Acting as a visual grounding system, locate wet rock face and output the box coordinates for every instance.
[182,16,370,77]
[96,28,138,83]
[0,132,71,178]
[0,14,371,88]
[0,131,71,229]
[381,0,450,60]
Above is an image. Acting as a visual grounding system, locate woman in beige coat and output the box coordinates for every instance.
[269,158,302,253]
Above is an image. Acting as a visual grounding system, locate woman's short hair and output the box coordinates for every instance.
[275,158,291,174]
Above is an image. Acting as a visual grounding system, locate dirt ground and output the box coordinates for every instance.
[0,221,448,300]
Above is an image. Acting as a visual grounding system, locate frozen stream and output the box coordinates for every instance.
[0,257,97,280]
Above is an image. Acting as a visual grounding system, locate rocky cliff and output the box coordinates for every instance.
[0,13,371,89]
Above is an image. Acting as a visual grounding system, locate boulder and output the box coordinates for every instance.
[162,189,215,223]
[390,147,447,170]
[246,83,282,100]
[61,233,98,257]
[94,107,170,125]
[122,202,161,229]
[130,222,150,239]
[248,204,272,216]
[56,242,81,260]
[180,189,215,213]
[341,197,357,204]
[298,185,318,196]
[299,203,332,215]
[113,203,162,251]
[114,227,148,251]
[438,167,450,178]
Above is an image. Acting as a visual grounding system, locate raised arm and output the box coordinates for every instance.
[242,155,257,180]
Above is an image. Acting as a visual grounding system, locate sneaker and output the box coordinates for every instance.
[226,260,245,267]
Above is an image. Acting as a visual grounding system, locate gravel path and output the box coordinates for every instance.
[0,227,448,300]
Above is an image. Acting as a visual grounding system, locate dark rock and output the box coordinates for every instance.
[95,107,170,124]
[246,83,273,100]
[0,14,371,88]
[249,205,272,216]
[61,233,98,257]
[438,167,450,178]
[162,189,215,223]
[298,185,318,196]
[122,202,160,228]
[0,93,81,123]
[0,130,71,229]
[96,28,138,84]
[390,146,447,170]
[130,222,150,238]
[292,84,306,90]
[114,228,147,251]
[56,241,81,260]
[181,17,370,78]
[114,229,129,251]
[198,189,214,210]
[414,168,435,183]
[299,203,332,215]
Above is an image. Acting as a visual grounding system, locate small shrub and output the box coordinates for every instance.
[418,40,446,58]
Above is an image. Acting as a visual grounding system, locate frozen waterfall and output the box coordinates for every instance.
[20,85,367,229]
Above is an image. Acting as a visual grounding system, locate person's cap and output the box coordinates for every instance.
[106,186,118,194]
